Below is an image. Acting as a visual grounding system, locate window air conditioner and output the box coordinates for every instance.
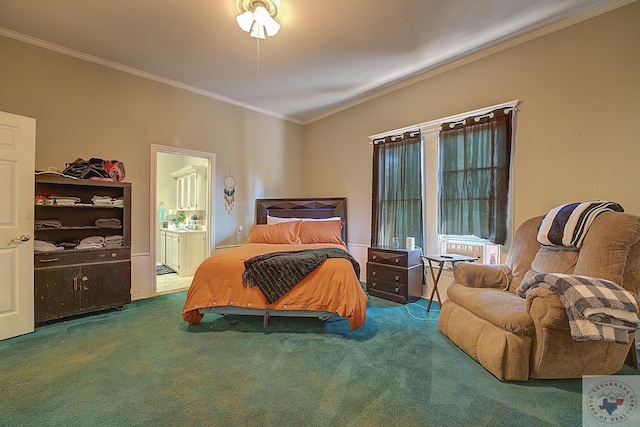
[439,239,500,265]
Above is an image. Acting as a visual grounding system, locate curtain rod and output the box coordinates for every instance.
[372,130,420,145]
[368,100,519,142]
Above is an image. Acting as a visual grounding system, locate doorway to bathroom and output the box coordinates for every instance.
[150,145,215,295]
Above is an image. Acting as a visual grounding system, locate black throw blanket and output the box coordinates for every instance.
[242,248,361,304]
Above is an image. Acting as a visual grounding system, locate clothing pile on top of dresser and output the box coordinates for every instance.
[62,157,126,182]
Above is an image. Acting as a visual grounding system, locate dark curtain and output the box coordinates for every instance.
[438,108,513,245]
[371,131,424,248]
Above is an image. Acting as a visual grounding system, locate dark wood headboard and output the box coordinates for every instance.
[255,198,347,242]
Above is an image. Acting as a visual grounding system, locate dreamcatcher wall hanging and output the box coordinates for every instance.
[224,174,236,214]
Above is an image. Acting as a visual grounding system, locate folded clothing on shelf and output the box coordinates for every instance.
[91,195,114,206]
[35,240,64,252]
[104,235,123,247]
[113,197,124,208]
[77,235,105,250]
[35,218,63,229]
[95,218,122,228]
[35,195,54,205]
[50,195,81,206]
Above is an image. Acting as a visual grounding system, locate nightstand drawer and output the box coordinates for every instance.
[368,249,408,267]
[367,264,407,284]
[367,279,406,298]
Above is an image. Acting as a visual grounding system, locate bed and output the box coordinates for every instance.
[182,198,368,329]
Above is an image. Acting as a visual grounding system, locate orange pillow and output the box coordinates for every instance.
[247,221,302,244]
[298,220,344,245]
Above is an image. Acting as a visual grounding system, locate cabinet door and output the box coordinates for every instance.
[79,261,131,310]
[187,173,197,209]
[160,231,166,265]
[194,172,206,210]
[34,267,81,322]
[166,233,179,271]
[165,233,174,269]
[176,177,186,210]
[181,232,206,276]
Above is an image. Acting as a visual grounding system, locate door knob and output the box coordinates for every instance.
[12,234,31,242]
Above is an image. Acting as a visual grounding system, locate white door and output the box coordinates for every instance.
[0,111,36,341]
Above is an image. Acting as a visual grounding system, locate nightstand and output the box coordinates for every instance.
[366,247,423,303]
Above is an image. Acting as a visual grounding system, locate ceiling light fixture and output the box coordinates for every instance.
[235,0,281,40]
[234,0,284,86]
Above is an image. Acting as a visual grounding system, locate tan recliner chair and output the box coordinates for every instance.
[438,211,640,381]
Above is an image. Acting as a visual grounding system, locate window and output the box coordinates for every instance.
[371,131,424,248]
[438,108,513,245]
[368,101,517,255]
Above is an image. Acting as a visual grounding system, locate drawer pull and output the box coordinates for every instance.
[371,282,377,288]
[73,277,78,292]
[39,258,59,263]
[395,275,400,281]
[372,271,376,276]
[395,287,399,294]
[112,253,117,257]
[372,255,377,260]
[395,258,400,264]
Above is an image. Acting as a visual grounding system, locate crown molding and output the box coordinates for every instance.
[0,0,633,127]
[0,27,303,125]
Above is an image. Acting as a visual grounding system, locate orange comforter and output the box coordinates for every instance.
[182,243,368,329]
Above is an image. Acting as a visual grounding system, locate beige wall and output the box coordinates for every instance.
[1,2,638,257]
[302,2,640,246]
[0,35,304,255]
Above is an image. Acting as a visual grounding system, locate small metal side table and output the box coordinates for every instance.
[422,254,478,312]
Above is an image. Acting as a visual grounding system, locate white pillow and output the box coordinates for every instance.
[305,216,343,222]
[266,215,299,224]
[267,215,342,224]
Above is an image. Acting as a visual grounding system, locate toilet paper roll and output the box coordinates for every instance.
[406,237,415,250]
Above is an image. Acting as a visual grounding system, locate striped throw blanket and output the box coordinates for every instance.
[516,273,640,344]
[537,201,624,249]
[242,248,361,304]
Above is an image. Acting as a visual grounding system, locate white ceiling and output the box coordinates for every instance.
[0,0,629,124]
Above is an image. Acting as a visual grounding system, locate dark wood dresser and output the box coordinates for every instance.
[34,174,132,323]
[366,247,423,303]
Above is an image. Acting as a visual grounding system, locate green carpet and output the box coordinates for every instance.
[1,292,638,426]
